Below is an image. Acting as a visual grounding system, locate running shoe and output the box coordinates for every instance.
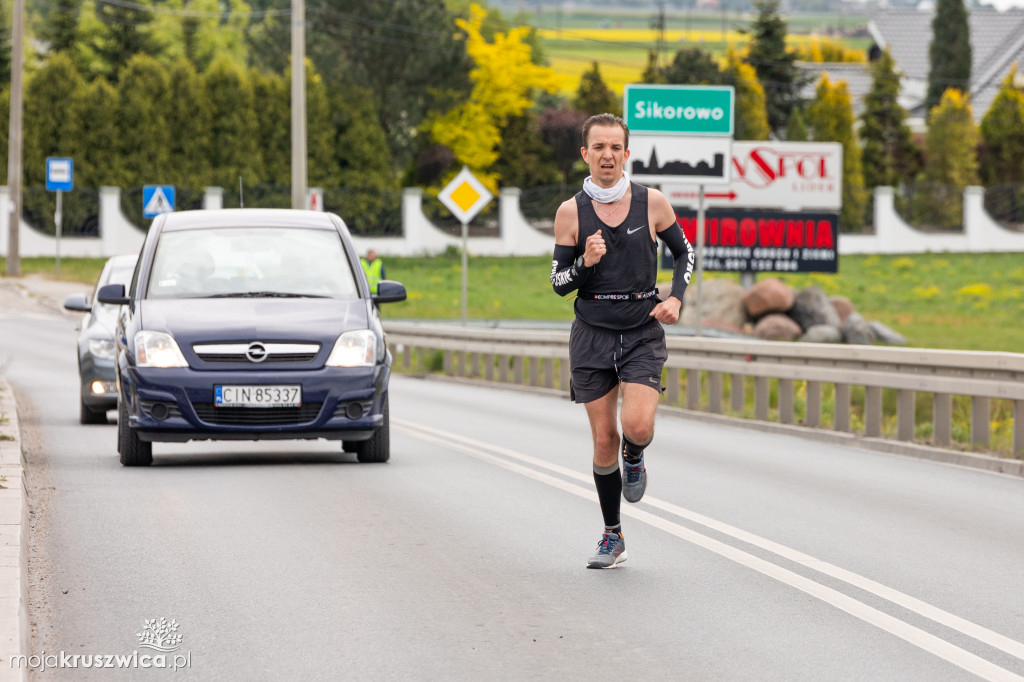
[622,454,647,503]
[586,532,627,569]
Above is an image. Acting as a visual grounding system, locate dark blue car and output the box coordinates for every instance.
[97,209,406,466]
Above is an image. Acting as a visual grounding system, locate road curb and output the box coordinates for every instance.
[0,378,28,681]
[415,373,1024,479]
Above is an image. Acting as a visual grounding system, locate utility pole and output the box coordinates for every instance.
[290,0,307,210]
[5,0,25,275]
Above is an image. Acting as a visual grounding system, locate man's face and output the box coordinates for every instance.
[581,124,629,188]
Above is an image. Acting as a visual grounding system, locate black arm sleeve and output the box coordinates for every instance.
[550,243,593,297]
[658,223,695,301]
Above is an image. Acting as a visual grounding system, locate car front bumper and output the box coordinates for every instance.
[120,364,389,443]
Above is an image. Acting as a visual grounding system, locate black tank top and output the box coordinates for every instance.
[574,182,658,330]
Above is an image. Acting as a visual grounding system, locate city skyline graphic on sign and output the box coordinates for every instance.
[631,148,725,178]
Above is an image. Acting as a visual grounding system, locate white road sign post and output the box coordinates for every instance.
[46,158,73,278]
[625,84,735,336]
[438,167,493,326]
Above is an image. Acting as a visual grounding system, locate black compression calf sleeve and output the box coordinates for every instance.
[593,463,622,529]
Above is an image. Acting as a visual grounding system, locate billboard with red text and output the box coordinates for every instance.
[673,210,838,273]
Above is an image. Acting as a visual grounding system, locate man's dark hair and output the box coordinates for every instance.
[582,113,629,149]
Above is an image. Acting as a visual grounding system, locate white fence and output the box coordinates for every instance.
[2,185,1024,259]
[383,321,1024,474]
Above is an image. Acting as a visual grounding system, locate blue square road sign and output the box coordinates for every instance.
[143,185,176,218]
[46,158,74,192]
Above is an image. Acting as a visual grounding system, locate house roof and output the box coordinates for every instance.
[868,8,1024,121]
[797,62,875,119]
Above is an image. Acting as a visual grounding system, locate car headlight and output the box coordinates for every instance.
[325,330,378,367]
[134,331,188,368]
[88,338,116,360]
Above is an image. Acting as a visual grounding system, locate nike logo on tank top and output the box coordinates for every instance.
[574,183,659,330]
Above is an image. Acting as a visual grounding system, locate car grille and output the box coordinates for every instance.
[192,402,324,426]
[192,342,320,364]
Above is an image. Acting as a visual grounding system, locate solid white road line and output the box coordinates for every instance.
[396,418,1024,682]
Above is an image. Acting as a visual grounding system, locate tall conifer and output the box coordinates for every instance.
[926,0,971,113]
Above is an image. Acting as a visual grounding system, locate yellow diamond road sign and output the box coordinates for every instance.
[439,166,493,224]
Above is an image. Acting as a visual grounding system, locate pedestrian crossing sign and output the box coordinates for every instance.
[143,185,176,218]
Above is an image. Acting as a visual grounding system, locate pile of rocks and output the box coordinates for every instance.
[674,277,907,345]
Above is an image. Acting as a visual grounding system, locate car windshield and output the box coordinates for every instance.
[146,226,358,299]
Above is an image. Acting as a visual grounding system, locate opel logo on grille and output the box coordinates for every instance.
[246,342,268,363]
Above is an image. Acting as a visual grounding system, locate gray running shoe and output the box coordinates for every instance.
[622,455,647,503]
[587,532,627,569]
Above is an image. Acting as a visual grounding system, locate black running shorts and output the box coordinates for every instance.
[568,319,668,404]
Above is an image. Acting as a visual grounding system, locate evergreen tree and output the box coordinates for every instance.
[0,0,13,86]
[573,62,620,117]
[494,110,560,189]
[331,86,394,189]
[926,0,971,113]
[539,105,589,189]
[250,68,289,186]
[91,0,156,80]
[655,47,725,86]
[165,58,211,190]
[0,88,9,183]
[806,73,867,232]
[303,59,340,189]
[723,50,770,141]
[923,89,979,228]
[746,0,809,137]
[979,65,1024,186]
[280,0,473,172]
[69,79,120,188]
[200,56,261,191]
[37,0,81,55]
[860,48,919,189]
[23,54,81,188]
[116,54,171,188]
[785,107,809,141]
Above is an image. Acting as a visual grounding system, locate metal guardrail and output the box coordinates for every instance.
[384,322,1024,458]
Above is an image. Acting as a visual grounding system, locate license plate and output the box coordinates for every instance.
[215,385,302,408]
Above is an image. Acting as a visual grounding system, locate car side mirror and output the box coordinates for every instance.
[97,283,130,306]
[372,280,407,304]
[63,293,91,312]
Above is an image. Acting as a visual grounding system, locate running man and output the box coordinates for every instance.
[549,113,694,569]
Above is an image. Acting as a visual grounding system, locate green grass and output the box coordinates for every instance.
[4,251,1023,352]
[0,256,108,285]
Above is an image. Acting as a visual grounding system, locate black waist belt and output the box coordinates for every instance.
[578,289,658,301]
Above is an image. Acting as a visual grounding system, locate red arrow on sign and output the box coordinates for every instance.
[669,190,738,201]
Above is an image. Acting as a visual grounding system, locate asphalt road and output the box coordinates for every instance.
[1,305,1023,681]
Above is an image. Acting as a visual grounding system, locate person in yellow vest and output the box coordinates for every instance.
[360,249,385,294]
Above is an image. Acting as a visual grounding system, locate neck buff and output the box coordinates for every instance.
[583,172,630,204]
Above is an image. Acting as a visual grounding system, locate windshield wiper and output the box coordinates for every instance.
[203,291,329,298]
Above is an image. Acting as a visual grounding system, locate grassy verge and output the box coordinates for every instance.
[0,256,108,285]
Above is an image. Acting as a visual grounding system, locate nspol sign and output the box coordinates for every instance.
[734,145,838,196]
[663,142,842,210]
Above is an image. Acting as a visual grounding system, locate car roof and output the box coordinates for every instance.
[107,253,138,267]
[159,209,338,232]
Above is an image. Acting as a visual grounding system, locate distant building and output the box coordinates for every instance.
[868,8,1024,128]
